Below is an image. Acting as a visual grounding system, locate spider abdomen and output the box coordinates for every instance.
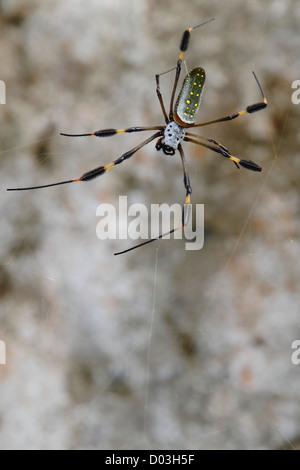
[174,67,205,126]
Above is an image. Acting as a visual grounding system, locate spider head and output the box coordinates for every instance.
[155,138,176,156]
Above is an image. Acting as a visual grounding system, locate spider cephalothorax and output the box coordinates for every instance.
[156,121,186,156]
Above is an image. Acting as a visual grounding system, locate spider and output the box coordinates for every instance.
[7,18,267,255]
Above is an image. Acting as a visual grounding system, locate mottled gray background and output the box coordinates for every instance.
[0,0,299,450]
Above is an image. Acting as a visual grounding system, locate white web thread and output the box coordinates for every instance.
[143,247,159,443]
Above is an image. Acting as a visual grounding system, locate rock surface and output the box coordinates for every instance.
[0,0,299,450]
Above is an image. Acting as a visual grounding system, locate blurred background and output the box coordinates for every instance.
[0,0,299,450]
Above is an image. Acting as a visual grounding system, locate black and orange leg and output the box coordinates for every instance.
[60,125,163,138]
[169,18,214,119]
[155,70,174,124]
[190,72,267,129]
[184,135,262,171]
[178,144,192,227]
[185,132,230,155]
[115,144,192,256]
[7,132,162,191]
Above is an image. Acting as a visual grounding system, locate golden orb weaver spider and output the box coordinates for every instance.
[7,18,267,255]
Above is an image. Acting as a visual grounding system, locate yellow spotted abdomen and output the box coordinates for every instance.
[173,67,205,126]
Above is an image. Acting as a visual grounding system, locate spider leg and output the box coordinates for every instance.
[185,132,230,154]
[178,144,192,226]
[169,18,214,120]
[190,72,267,129]
[155,70,174,124]
[7,132,162,191]
[60,125,163,138]
[114,144,191,255]
[184,136,262,172]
